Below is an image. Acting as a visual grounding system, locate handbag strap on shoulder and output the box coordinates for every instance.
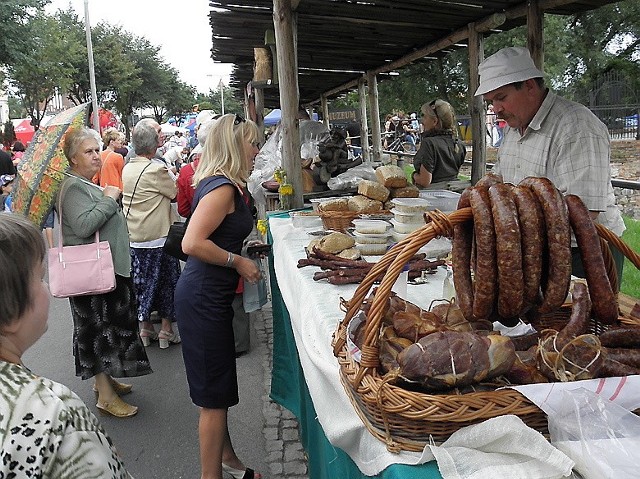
[126,161,153,219]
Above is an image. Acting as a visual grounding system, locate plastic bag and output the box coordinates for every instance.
[242,260,269,313]
[247,124,284,205]
[326,164,377,190]
[548,387,640,479]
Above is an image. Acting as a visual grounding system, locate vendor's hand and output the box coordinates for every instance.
[103,185,121,201]
[235,255,262,284]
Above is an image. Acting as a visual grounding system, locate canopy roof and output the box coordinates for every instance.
[209,0,619,109]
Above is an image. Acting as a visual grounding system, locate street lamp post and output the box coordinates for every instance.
[218,78,225,115]
[84,0,100,133]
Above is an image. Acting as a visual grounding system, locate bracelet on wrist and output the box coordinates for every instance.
[225,251,235,268]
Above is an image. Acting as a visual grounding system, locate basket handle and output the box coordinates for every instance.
[596,223,640,270]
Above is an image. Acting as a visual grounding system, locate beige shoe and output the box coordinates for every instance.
[158,329,181,349]
[93,377,132,396]
[96,396,138,418]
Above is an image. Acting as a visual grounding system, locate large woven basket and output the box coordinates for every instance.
[332,208,640,452]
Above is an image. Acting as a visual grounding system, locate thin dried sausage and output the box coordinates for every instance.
[488,183,524,320]
[555,282,591,350]
[512,185,545,307]
[519,177,571,313]
[469,187,497,320]
[565,194,618,324]
[452,189,474,320]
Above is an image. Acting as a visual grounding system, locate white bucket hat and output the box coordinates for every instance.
[474,47,544,96]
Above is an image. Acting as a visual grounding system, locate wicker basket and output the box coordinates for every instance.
[319,210,361,232]
[332,208,640,452]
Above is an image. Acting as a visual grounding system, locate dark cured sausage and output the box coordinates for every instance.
[488,183,524,320]
[599,327,640,348]
[604,348,640,368]
[475,172,503,189]
[565,194,618,324]
[469,187,497,320]
[519,177,571,314]
[555,282,591,350]
[512,185,545,308]
[452,189,474,321]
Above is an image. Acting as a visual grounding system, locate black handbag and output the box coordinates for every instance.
[164,217,189,261]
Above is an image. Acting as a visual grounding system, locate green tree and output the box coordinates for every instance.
[7,13,81,130]
[0,0,48,66]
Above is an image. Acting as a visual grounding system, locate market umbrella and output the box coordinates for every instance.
[12,118,36,144]
[12,102,92,228]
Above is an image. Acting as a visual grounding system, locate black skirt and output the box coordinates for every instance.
[68,275,153,380]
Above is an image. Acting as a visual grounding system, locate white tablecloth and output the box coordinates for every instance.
[269,217,640,476]
[270,217,451,474]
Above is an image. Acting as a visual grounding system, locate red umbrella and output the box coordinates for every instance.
[13,118,35,144]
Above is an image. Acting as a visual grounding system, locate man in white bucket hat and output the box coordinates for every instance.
[475,46,625,283]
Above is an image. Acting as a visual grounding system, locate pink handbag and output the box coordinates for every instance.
[47,183,116,298]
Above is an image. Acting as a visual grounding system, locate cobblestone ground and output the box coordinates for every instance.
[253,305,309,479]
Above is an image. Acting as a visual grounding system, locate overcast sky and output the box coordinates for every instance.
[46,0,232,93]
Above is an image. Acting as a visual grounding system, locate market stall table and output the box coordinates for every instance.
[267,211,446,478]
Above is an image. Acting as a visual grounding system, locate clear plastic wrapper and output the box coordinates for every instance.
[548,387,640,479]
[327,164,377,190]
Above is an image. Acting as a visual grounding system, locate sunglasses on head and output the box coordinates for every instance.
[234,114,245,125]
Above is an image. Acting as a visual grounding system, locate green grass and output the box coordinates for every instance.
[621,216,640,298]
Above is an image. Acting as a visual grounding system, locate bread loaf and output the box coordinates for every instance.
[358,180,390,202]
[348,195,383,213]
[376,165,407,188]
[318,232,355,254]
[317,197,349,212]
[389,184,420,198]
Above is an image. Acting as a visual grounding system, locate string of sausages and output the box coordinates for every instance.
[451,173,618,327]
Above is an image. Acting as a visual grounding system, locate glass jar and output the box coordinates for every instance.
[278,174,294,210]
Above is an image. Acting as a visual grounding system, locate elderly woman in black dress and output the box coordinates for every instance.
[175,114,264,479]
[58,127,152,418]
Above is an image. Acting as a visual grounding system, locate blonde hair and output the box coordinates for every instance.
[421,99,461,153]
[192,114,259,188]
[102,127,121,146]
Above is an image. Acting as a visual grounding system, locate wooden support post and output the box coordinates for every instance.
[468,24,486,185]
[527,0,544,70]
[357,78,370,163]
[321,95,329,129]
[254,87,265,146]
[273,0,303,208]
[367,72,381,163]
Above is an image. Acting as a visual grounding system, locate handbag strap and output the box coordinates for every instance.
[125,161,153,219]
[55,179,101,255]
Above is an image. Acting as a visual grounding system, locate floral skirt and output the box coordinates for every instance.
[69,275,152,380]
[130,246,181,323]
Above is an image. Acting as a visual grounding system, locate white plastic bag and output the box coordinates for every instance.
[326,164,377,190]
[242,260,269,313]
[548,388,640,479]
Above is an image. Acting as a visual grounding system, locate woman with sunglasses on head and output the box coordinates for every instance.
[411,99,466,189]
[175,113,264,479]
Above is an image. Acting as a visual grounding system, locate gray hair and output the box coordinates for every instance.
[63,127,100,161]
[132,118,160,156]
[0,213,46,328]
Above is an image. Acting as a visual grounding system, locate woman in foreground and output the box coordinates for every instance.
[0,213,132,477]
[175,114,264,479]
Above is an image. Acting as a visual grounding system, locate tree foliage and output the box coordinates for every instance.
[0,0,48,66]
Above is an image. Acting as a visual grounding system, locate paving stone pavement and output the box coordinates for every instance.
[252,304,310,479]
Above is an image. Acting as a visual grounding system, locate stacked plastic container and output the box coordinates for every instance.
[389,198,431,242]
[352,219,390,255]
